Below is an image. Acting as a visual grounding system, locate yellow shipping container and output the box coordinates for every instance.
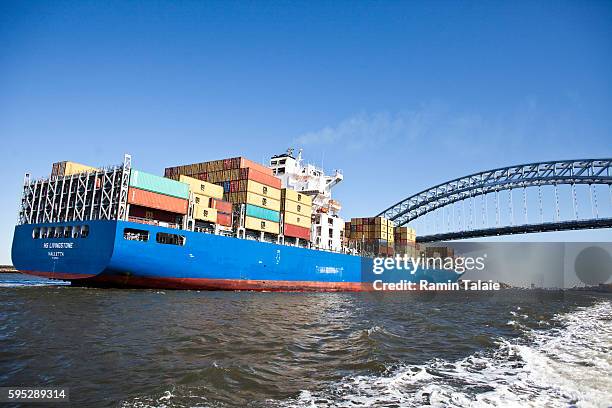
[376,225,389,234]
[52,161,99,177]
[227,191,281,211]
[193,205,217,222]
[282,199,312,216]
[66,162,98,175]
[281,189,313,206]
[179,175,223,199]
[247,180,281,200]
[193,194,209,206]
[284,212,311,229]
[245,216,280,234]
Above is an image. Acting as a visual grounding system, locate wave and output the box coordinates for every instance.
[281,300,612,408]
[0,279,70,287]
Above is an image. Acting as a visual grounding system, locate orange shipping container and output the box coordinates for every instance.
[164,156,273,179]
[240,168,281,188]
[239,157,273,176]
[128,187,188,214]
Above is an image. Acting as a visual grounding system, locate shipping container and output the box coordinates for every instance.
[202,178,282,198]
[129,205,182,224]
[130,170,189,199]
[246,179,281,200]
[281,199,312,217]
[281,189,313,206]
[179,175,223,199]
[164,156,273,179]
[176,168,280,189]
[394,244,419,258]
[244,216,280,234]
[225,191,281,211]
[284,211,311,229]
[245,204,280,222]
[210,198,232,214]
[374,217,387,225]
[238,157,273,176]
[51,161,99,177]
[192,194,207,207]
[193,205,217,223]
[345,216,397,242]
[128,187,188,214]
[241,168,281,188]
[217,212,232,227]
[283,224,311,240]
[394,226,417,242]
[425,246,455,258]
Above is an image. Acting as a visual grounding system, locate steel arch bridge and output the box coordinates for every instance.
[377,158,612,242]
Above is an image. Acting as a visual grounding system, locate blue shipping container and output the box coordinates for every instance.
[246,204,280,222]
[129,170,189,199]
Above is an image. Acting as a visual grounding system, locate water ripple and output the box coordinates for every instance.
[0,274,610,407]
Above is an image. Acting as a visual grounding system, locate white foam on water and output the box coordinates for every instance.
[0,280,70,287]
[282,300,612,408]
[120,389,176,408]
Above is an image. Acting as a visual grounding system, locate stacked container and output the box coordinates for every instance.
[210,198,233,228]
[128,170,190,228]
[164,157,282,235]
[425,246,455,259]
[179,175,232,228]
[52,161,99,177]
[394,226,418,257]
[281,189,313,241]
[345,217,395,256]
[164,157,273,180]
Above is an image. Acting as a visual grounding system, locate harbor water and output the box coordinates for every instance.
[0,273,610,407]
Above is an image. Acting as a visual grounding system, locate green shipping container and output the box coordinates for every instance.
[129,170,189,199]
[245,204,280,222]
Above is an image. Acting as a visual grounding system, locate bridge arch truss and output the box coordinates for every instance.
[377,159,612,241]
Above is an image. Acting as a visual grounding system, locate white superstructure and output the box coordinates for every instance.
[269,149,345,251]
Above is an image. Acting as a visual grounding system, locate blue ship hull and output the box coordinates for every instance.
[12,220,462,291]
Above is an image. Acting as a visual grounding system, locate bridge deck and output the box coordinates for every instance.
[416,218,612,243]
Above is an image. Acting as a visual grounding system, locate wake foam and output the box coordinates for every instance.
[282,300,612,408]
[0,279,70,287]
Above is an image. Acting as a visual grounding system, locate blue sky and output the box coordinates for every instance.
[1,1,612,263]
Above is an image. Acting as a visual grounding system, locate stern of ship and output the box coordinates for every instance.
[11,220,118,281]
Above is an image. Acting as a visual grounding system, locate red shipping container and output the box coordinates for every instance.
[210,198,232,214]
[284,224,310,240]
[216,212,232,226]
[129,205,181,223]
[128,187,188,214]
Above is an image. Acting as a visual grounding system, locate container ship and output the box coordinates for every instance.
[11,150,462,291]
